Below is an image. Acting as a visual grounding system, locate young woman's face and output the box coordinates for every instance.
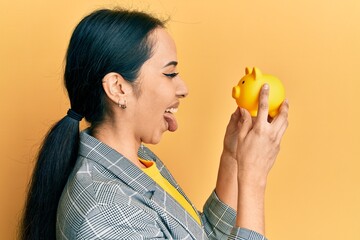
[130,28,188,144]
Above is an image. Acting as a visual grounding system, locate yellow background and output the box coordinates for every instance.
[1,0,359,239]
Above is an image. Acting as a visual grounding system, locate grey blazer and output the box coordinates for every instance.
[56,131,266,240]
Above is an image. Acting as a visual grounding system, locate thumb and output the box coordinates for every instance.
[228,108,241,128]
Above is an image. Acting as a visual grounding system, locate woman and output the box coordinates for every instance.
[21,8,289,240]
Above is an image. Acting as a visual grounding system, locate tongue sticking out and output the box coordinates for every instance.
[164,113,178,132]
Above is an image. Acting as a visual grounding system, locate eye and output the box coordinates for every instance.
[163,72,179,78]
[242,80,245,84]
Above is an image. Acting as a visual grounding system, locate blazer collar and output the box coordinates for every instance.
[78,130,155,194]
[78,131,205,239]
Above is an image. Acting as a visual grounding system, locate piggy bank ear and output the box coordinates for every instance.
[252,67,262,80]
[245,67,252,75]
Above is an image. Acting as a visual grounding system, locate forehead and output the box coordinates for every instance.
[147,28,177,66]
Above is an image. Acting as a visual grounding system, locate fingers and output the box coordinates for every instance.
[231,108,241,123]
[225,108,241,133]
[272,99,289,129]
[256,84,270,124]
[276,120,288,144]
[238,107,252,141]
[272,99,289,143]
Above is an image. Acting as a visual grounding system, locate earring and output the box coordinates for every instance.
[118,99,127,109]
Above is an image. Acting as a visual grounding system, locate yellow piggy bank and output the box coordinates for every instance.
[232,67,285,117]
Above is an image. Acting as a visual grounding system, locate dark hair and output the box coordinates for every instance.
[20,8,165,240]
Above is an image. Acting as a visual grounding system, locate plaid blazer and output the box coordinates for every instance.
[56,131,266,240]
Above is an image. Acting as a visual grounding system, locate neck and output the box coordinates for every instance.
[90,122,144,168]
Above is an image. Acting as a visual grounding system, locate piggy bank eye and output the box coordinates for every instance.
[242,81,245,84]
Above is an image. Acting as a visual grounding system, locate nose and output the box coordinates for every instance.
[176,76,189,98]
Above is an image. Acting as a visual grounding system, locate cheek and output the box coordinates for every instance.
[136,96,165,127]
[144,88,172,110]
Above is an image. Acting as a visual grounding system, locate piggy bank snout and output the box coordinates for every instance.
[232,67,285,118]
[232,86,241,99]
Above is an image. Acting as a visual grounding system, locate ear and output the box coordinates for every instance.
[251,67,262,80]
[245,67,252,75]
[102,72,132,105]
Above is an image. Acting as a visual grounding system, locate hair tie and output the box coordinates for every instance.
[67,109,84,121]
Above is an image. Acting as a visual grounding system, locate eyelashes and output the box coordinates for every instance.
[163,72,179,78]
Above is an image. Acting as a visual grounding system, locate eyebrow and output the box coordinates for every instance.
[162,61,178,68]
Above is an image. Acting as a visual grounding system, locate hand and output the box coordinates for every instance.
[215,106,243,210]
[236,84,289,185]
[222,108,242,160]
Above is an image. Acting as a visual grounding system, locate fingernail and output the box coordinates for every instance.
[263,83,269,90]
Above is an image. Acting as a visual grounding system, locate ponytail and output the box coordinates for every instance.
[20,8,166,240]
[20,113,81,240]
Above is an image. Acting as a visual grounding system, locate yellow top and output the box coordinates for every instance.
[139,158,201,225]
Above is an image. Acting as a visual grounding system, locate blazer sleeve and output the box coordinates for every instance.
[201,191,268,240]
[74,202,169,239]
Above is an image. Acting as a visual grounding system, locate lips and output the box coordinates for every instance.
[164,102,179,132]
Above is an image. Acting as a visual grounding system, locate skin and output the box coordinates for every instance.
[216,84,289,234]
[94,28,188,168]
[94,27,290,235]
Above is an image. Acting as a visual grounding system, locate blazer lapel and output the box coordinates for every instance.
[78,131,155,194]
[138,145,201,219]
[149,187,205,239]
[78,131,205,239]
[138,145,205,239]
